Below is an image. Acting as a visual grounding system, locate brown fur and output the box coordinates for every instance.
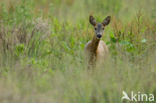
[85,35,108,67]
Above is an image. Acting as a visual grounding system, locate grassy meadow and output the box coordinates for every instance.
[0,0,156,103]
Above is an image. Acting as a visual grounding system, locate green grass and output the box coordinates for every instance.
[0,0,156,103]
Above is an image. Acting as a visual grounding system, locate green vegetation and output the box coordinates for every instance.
[0,0,155,103]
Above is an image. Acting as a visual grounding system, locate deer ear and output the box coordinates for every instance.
[102,16,111,26]
[89,15,96,26]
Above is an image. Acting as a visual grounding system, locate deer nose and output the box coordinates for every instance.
[97,34,102,38]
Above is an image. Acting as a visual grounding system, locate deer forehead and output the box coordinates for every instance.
[95,23,104,29]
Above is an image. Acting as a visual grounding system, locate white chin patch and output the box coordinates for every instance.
[96,37,101,39]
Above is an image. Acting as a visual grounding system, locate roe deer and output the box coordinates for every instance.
[85,15,111,68]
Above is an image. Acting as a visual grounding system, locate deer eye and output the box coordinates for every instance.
[102,28,104,30]
[95,28,97,30]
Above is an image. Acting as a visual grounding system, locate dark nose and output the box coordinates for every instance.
[97,34,102,38]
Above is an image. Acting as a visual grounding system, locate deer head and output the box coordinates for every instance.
[89,15,111,39]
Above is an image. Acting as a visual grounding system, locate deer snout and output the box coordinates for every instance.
[97,34,102,38]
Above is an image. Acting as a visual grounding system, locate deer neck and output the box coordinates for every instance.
[91,35,100,53]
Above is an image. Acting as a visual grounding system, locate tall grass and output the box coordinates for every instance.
[0,0,156,103]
